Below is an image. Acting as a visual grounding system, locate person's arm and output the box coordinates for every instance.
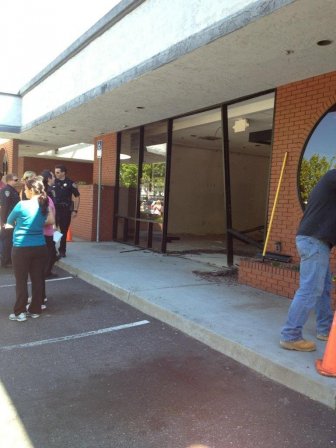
[0,191,7,226]
[71,182,80,215]
[45,206,55,226]
[6,203,20,227]
[45,197,56,227]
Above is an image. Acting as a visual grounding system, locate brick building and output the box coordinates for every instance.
[1,0,336,302]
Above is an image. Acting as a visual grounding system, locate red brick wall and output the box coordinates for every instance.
[239,258,299,299]
[268,72,336,261]
[71,185,96,241]
[69,184,115,241]
[93,133,117,185]
[20,157,93,184]
[239,258,336,309]
[83,133,118,240]
[0,140,19,174]
[239,71,336,299]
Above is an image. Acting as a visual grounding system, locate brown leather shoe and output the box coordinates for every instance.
[280,339,316,352]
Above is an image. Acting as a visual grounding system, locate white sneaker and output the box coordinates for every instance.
[41,304,47,310]
[26,311,40,319]
[9,312,27,322]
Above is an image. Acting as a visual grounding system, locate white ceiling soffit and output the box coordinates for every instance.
[19,142,94,162]
[2,0,336,158]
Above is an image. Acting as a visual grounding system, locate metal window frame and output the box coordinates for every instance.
[113,88,276,259]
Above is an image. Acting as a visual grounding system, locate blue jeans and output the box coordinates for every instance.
[281,236,334,341]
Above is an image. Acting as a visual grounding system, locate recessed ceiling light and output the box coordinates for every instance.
[317,39,333,46]
[25,145,30,147]
[285,49,294,55]
[52,126,56,129]
[123,125,128,128]
[70,129,76,132]
[136,106,145,109]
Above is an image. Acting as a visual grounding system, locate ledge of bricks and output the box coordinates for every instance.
[238,257,336,309]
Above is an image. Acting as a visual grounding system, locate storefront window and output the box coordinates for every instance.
[139,120,167,250]
[299,105,336,206]
[116,129,140,242]
[115,120,168,250]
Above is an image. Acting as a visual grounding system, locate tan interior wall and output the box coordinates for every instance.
[230,152,270,232]
[168,145,225,234]
[168,145,270,235]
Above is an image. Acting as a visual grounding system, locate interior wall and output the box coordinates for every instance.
[230,151,270,231]
[168,144,225,234]
[20,157,93,184]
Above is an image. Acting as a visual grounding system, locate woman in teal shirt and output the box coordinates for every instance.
[6,177,54,322]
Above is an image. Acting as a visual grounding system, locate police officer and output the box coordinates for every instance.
[53,165,80,257]
[0,173,20,267]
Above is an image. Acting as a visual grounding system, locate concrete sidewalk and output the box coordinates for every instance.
[58,241,336,409]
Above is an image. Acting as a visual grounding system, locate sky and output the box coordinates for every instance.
[304,111,336,161]
[0,0,120,94]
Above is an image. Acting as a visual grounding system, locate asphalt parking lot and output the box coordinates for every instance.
[0,266,335,448]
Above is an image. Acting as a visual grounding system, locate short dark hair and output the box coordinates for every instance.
[55,164,67,173]
[5,173,17,182]
[41,169,53,180]
[40,170,53,191]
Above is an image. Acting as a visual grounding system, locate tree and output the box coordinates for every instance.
[299,154,335,203]
[119,162,166,195]
[141,163,165,196]
[119,163,138,188]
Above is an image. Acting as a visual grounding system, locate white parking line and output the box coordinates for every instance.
[0,276,73,288]
[0,320,150,351]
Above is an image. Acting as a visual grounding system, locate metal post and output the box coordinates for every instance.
[96,140,103,242]
[221,105,233,266]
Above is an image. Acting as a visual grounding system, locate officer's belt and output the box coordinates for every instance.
[56,203,70,208]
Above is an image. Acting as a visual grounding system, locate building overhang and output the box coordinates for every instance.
[0,0,335,157]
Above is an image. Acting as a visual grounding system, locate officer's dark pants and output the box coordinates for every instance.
[1,228,13,267]
[55,207,72,255]
[12,245,48,315]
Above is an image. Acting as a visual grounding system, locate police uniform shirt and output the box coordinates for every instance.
[52,177,80,208]
[0,185,20,226]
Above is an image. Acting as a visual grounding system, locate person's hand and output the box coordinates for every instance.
[4,223,13,229]
[72,211,78,218]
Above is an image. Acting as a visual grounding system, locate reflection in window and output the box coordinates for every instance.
[139,121,167,251]
[299,105,336,205]
[116,129,140,242]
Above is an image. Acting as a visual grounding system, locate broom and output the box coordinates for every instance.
[256,151,292,263]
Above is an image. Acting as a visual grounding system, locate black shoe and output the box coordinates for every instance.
[58,252,66,258]
[46,272,59,279]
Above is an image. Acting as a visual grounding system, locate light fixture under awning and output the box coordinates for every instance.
[146,143,167,156]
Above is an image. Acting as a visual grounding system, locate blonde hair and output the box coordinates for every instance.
[21,170,36,181]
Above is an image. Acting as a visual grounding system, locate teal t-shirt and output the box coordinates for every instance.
[7,199,47,247]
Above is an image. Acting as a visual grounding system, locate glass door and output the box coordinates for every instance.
[138,120,167,251]
[115,128,140,243]
[227,92,275,258]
